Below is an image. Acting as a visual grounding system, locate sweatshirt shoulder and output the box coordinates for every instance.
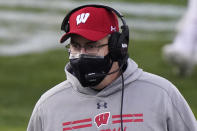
[35,80,72,108]
[137,71,178,95]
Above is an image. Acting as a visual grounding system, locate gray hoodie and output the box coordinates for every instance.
[27,58,197,131]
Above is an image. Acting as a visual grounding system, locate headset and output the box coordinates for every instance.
[61,4,129,66]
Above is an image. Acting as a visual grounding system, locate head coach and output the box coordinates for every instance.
[27,4,197,131]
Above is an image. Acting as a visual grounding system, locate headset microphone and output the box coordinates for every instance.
[85,61,126,83]
[85,73,105,82]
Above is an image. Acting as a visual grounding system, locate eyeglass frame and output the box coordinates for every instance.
[65,41,108,55]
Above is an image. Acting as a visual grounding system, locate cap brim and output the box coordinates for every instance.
[60,29,109,43]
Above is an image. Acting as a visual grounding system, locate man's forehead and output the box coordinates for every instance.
[71,34,109,45]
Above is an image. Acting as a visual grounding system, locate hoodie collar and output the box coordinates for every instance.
[65,58,143,97]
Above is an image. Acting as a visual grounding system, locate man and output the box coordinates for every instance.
[27,5,197,131]
[162,0,197,76]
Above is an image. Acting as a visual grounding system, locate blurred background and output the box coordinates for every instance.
[0,0,196,130]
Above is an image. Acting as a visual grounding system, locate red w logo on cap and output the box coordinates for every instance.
[94,112,110,128]
[76,13,90,25]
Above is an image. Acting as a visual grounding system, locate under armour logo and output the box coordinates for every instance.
[76,13,90,25]
[97,102,107,109]
[111,26,117,32]
[122,43,128,48]
[94,112,110,128]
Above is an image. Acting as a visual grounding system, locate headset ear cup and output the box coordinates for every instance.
[108,32,122,61]
[65,23,70,32]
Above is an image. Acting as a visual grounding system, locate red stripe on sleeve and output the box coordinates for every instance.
[72,118,92,124]
[72,124,92,129]
[112,119,144,124]
[112,114,143,118]
[63,127,72,131]
[62,122,71,126]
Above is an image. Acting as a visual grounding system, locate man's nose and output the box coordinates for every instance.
[80,47,86,54]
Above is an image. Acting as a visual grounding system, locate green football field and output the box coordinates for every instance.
[0,0,196,130]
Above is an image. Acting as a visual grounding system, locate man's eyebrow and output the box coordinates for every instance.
[86,41,97,45]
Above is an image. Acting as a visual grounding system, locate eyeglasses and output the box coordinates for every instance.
[66,42,108,55]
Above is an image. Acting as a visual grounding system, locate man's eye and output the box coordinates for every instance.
[86,45,95,49]
[72,43,80,49]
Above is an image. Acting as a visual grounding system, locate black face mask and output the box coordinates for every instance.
[69,54,112,87]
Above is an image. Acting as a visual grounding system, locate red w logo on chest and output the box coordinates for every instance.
[94,112,110,128]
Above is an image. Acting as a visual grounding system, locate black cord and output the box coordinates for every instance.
[120,72,125,131]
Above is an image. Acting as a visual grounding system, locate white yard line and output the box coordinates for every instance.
[0,11,61,25]
[0,0,186,17]
[0,26,32,40]
[0,0,185,56]
[0,11,177,31]
[127,18,176,31]
[101,1,185,17]
[0,31,173,56]
[0,31,64,56]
